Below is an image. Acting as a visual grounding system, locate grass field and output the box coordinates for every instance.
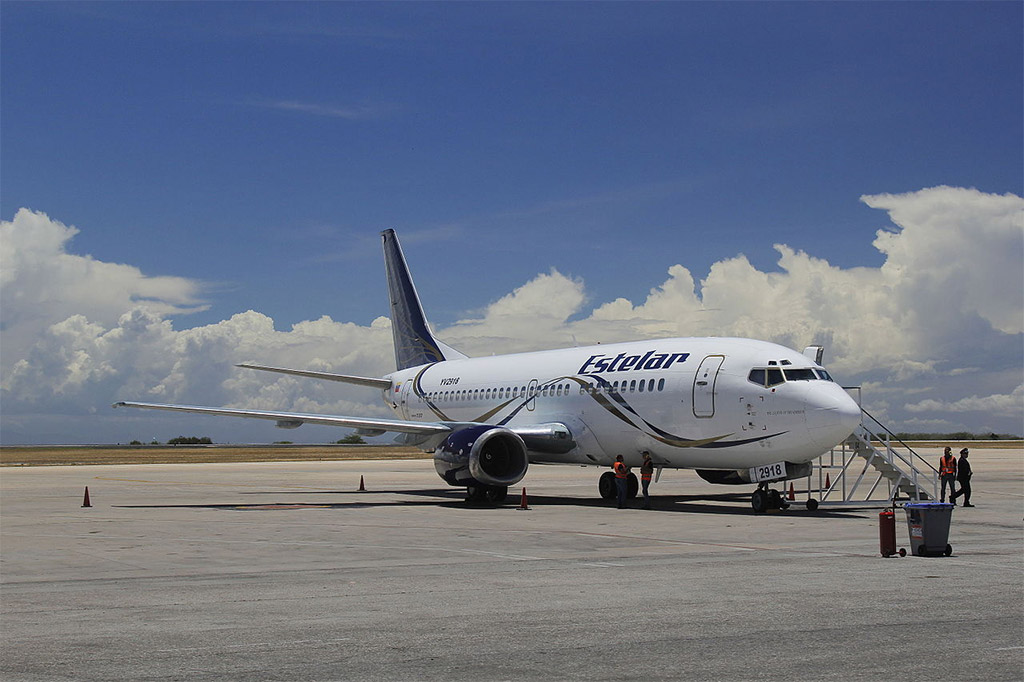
[0,445,428,467]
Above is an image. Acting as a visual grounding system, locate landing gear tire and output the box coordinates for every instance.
[627,473,639,499]
[484,486,508,504]
[752,485,791,513]
[768,489,788,510]
[598,472,616,500]
[466,485,508,505]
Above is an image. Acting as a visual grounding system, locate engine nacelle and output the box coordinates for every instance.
[434,425,529,488]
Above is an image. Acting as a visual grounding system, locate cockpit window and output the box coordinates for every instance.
[750,368,784,386]
[750,366,833,387]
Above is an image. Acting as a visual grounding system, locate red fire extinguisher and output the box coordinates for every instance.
[879,508,906,557]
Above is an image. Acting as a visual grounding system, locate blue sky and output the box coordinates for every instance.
[2,2,1022,444]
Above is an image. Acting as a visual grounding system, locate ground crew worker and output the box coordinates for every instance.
[640,452,654,509]
[951,448,974,507]
[939,446,957,503]
[613,455,628,509]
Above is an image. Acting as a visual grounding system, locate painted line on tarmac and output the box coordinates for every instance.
[94,476,334,490]
[156,638,352,653]
[568,529,759,552]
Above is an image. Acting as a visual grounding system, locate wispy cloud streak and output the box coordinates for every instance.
[256,99,391,120]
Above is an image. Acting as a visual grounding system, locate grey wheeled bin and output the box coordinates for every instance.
[903,502,953,556]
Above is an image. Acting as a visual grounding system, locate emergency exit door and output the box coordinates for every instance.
[692,355,725,418]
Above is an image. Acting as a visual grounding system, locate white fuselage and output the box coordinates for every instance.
[383,337,860,471]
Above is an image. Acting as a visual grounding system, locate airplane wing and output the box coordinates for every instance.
[235,363,392,390]
[113,400,580,458]
[112,401,451,437]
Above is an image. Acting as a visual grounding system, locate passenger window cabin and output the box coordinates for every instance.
[428,376,671,404]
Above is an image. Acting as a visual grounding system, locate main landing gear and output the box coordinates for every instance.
[598,472,638,500]
[751,483,790,513]
[466,485,508,505]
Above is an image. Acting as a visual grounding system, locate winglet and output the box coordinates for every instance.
[381,229,466,370]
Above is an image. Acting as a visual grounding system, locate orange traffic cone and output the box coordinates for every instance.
[517,487,530,510]
[81,486,92,508]
[357,475,366,492]
[824,473,831,490]
[788,482,795,501]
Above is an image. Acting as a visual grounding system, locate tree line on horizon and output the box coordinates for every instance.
[892,432,1020,441]
[128,434,368,446]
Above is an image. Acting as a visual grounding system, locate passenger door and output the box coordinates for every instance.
[398,381,414,420]
[692,355,725,418]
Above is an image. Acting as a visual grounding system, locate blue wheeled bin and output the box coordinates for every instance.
[903,502,953,556]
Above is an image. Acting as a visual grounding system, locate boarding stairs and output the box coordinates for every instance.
[804,389,939,508]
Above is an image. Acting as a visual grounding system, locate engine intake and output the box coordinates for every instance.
[434,425,529,488]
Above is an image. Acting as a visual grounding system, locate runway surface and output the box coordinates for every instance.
[2,447,1022,681]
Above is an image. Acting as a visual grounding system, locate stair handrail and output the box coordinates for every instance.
[851,426,930,476]
[858,407,940,477]
[817,387,937,505]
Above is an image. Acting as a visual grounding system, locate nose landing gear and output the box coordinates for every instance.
[751,483,790,513]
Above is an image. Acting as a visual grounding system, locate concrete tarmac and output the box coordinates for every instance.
[2,448,1022,681]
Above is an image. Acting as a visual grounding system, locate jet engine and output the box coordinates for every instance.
[434,424,529,489]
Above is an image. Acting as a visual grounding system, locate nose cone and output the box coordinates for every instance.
[805,384,862,449]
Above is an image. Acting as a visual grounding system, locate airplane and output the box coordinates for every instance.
[114,229,862,513]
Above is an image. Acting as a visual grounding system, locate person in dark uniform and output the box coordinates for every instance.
[951,448,974,507]
[613,455,628,509]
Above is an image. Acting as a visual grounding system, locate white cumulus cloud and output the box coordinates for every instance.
[0,209,206,378]
[904,385,1024,418]
[1,186,1021,443]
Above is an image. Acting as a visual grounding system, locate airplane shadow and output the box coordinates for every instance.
[518,493,867,518]
[115,488,464,511]
[117,488,867,518]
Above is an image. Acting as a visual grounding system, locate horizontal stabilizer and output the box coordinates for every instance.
[236,363,391,390]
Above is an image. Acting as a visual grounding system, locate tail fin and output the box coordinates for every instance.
[381,229,467,370]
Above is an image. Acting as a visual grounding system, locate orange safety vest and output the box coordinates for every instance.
[613,461,628,479]
[939,455,956,476]
[641,462,654,482]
